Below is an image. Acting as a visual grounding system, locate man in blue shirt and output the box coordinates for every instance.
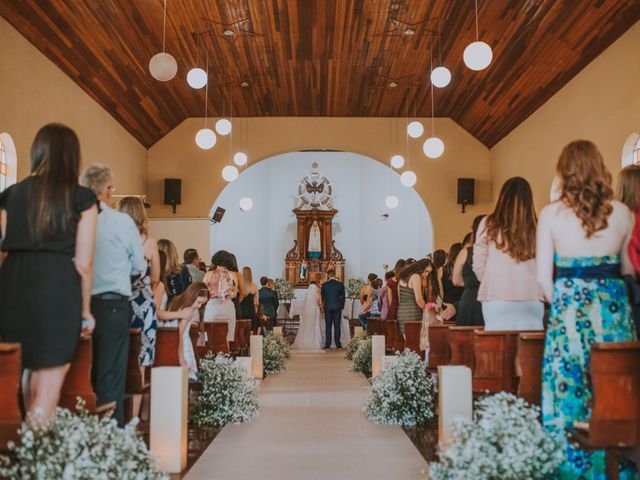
[81,165,146,426]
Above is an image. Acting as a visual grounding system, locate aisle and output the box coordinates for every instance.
[185,350,428,480]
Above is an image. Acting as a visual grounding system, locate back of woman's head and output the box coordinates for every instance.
[117,196,147,234]
[471,214,486,244]
[485,177,536,262]
[444,243,463,276]
[558,140,613,238]
[618,164,640,211]
[432,249,447,269]
[158,250,167,286]
[398,258,433,282]
[29,124,81,241]
[211,250,235,270]
[242,266,253,285]
[367,273,378,283]
[393,259,406,274]
[158,239,181,275]
[168,282,209,311]
[385,270,395,281]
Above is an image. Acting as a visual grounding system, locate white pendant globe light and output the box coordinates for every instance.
[385,195,399,209]
[423,136,445,159]
[195,128,216,150]
[149,0,177,82]
[390,154,405,169]
[222,165,239,182]
[400,170,417,188]
[215,118,232,136]
[233,152,248,166]
[407,121,424,139]
[239,196,254,211]
[463,41,493,71]
[187,67,207,89]
[430,66,451,88]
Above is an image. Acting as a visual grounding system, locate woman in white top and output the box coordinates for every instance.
[291,281,324,352]
[473,177,544,330]
[203,250,238,343]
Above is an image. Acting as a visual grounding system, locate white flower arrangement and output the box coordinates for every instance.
[345,330,368,361]
[0,402,167,480]
[273,278,295,302]
[429,392,565,480]
[263,333,291,374]
[363,349,436,425]
[346,278,365,299]
[351,336,372,375]
[190,353,259,427]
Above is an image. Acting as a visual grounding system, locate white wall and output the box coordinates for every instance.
[148,218,211,264]
[210,152,433,280]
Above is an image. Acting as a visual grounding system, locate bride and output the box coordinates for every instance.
[291,281,324,352]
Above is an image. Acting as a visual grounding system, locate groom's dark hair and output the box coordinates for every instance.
[326,268,336,277]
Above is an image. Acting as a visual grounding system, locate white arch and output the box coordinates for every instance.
[0,132,17,189]
[621,132,640,167]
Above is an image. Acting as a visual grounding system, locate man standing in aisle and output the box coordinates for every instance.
[321,268,345,348]
[259,277,279,334]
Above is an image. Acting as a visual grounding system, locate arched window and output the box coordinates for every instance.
[635,137,640,166]
[0,140,7,192]
[0,133,17,192]
[622,133,640,167]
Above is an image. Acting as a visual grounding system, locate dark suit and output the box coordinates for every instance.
[321,278,346,347]
[259,286,279,332]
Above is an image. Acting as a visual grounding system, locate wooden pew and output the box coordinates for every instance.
[235,319,252,356]
[124,329,150,424]
[403,321,422,355]
[0,343,22,451]
[154,327,180,367]
[367,316,382,335]
[448,326,483,370]
[570,342,640,479]
[515,332,545,405]
[198,322,229,357]
[473,330,522,394]
[428,324,451,368]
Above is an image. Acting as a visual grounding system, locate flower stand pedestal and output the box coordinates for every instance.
[437,365,472,449]
[250,335,263,380]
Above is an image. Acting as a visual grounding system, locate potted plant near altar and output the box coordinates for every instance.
[345,278,365,323]
[273,278,295,316]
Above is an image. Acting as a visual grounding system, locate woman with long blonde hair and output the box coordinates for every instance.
[537,140,637,478]
[239,266,259,332]
[473,177,543,330]
[158,238,192,301]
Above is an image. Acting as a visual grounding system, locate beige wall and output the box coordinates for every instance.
[490,20,640,209]
[0,16,147,193]
[147,117,492,249]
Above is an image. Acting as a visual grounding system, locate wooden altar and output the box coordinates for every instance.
[285,208,345,287]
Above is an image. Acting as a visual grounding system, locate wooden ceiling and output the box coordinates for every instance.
[1,1,639,148]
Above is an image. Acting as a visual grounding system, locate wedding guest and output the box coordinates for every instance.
[203,250,237,344]
[154,251,195,324]
[618,164,640,332]
[158,238,191,301]
[183,248,205,283]
[229,254,244,320]
[396,258,431,335]
[441,243,464,305]
[359,273,377,305]
[240,267,260,333]
[386,259,405,321]
[0,124,98,423]
[432,249,447,300]
[473,177,543,330]
[379,272,395,320]
[358,275,380,329]
[259,277,279,334]
[538,140,637,478]
[80,164,145,426]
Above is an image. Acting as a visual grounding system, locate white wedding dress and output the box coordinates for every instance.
[292,284,324,353]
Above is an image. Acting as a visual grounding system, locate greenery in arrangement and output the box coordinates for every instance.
[429,392,565,480]
[273,278,295,302]
[191,353,259,427]
[351,336,372,376]
[345,278,365,299]
[345,330,368,361]
[363,349,436,426]
[0,402,167,480]
[263,333,291,374]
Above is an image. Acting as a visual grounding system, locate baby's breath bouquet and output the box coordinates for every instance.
[0,402,167,479]
[273,278,295,302]
[351,336,372,376]
[345,278,365,299]
[429,392,565,479]
[345,329,368,361]
[364,349,436,425]
[263,333,291,374]
[191,353,259,427]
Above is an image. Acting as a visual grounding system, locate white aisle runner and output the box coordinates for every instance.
[185,351,428,480]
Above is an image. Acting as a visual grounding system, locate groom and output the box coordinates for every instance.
[320,268,345,349]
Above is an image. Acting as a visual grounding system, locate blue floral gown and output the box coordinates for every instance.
[542,255,638,479]
[130,260,157,366]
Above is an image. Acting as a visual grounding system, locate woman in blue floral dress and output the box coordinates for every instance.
[537,140,638,479]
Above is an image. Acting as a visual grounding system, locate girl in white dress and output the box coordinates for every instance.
[292,282,324,352]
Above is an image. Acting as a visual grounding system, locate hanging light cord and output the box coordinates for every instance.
[430,47,435,136]
[162,0,168,53]
[474,0,479,41]
[204,53,209,127]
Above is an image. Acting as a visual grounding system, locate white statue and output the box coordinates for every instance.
[308,221,321,258]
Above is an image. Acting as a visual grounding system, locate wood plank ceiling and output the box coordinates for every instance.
[1,0,639,148]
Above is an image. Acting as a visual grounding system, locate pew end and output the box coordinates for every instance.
[0,343,23,452]
[515,332,545,405]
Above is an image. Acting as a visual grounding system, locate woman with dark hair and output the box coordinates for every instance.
[358,274,380,329]
[538,141,637,478]
[386,259,405,321]
[396,258,432,335]
[473,177,543,330]
[0,124,98,423]
[441,243,464,304]
[203,250,238,344]
[379,272,395,320]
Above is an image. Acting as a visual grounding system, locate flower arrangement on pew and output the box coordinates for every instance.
[429,392,564,480]
[0,401,167,479]
[273,278,295,303]
[345,278,365,300]
[191,353,259,427]
[351,336,372,376]
[263,332,291,374]
[363,349,436,425]
[345,329,368,361]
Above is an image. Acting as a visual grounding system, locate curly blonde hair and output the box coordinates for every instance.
[558,140,613,238]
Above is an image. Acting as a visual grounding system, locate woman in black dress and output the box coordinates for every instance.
[441,243,464,304]
[0,124,98,422]
[239,266,259,332]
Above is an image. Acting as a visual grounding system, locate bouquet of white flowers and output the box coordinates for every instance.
[345,330,368,361]
[351,336,372,376]
[263,333,291,374]
[429,392,565,480]
[273,278,295,302]
[191,353,259,427]
[0,402,167,480]
[345,278,365,299]
[363,349,436,425]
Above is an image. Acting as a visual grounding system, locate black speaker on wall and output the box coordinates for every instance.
[211,207,226,224]
[457,178,475,213]
[164,178,181,214]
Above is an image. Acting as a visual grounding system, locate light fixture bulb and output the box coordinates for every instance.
[385,195,399,209]
[233,152,248,166]
[390,154,405,169]
[407,121,424,139]
[463,41,493,71]
[222,165,239,182]
[215,118,232,136]
[423,136,445,159]
[149,52,178,81]
[430,66,451,88]
[400,170,417,188]
[186,67,207,89]
[239,197,254,211]
[195,128,216,150]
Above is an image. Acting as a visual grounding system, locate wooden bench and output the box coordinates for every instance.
[403,321,422,355]
[367,316,382,335]
[448,326,483,370]
[198,322,229,357]
[515,332,545,405]
[428,324,451,368]
[154,327,180,367]
[0,343,22,451]
[570,341,640,479]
